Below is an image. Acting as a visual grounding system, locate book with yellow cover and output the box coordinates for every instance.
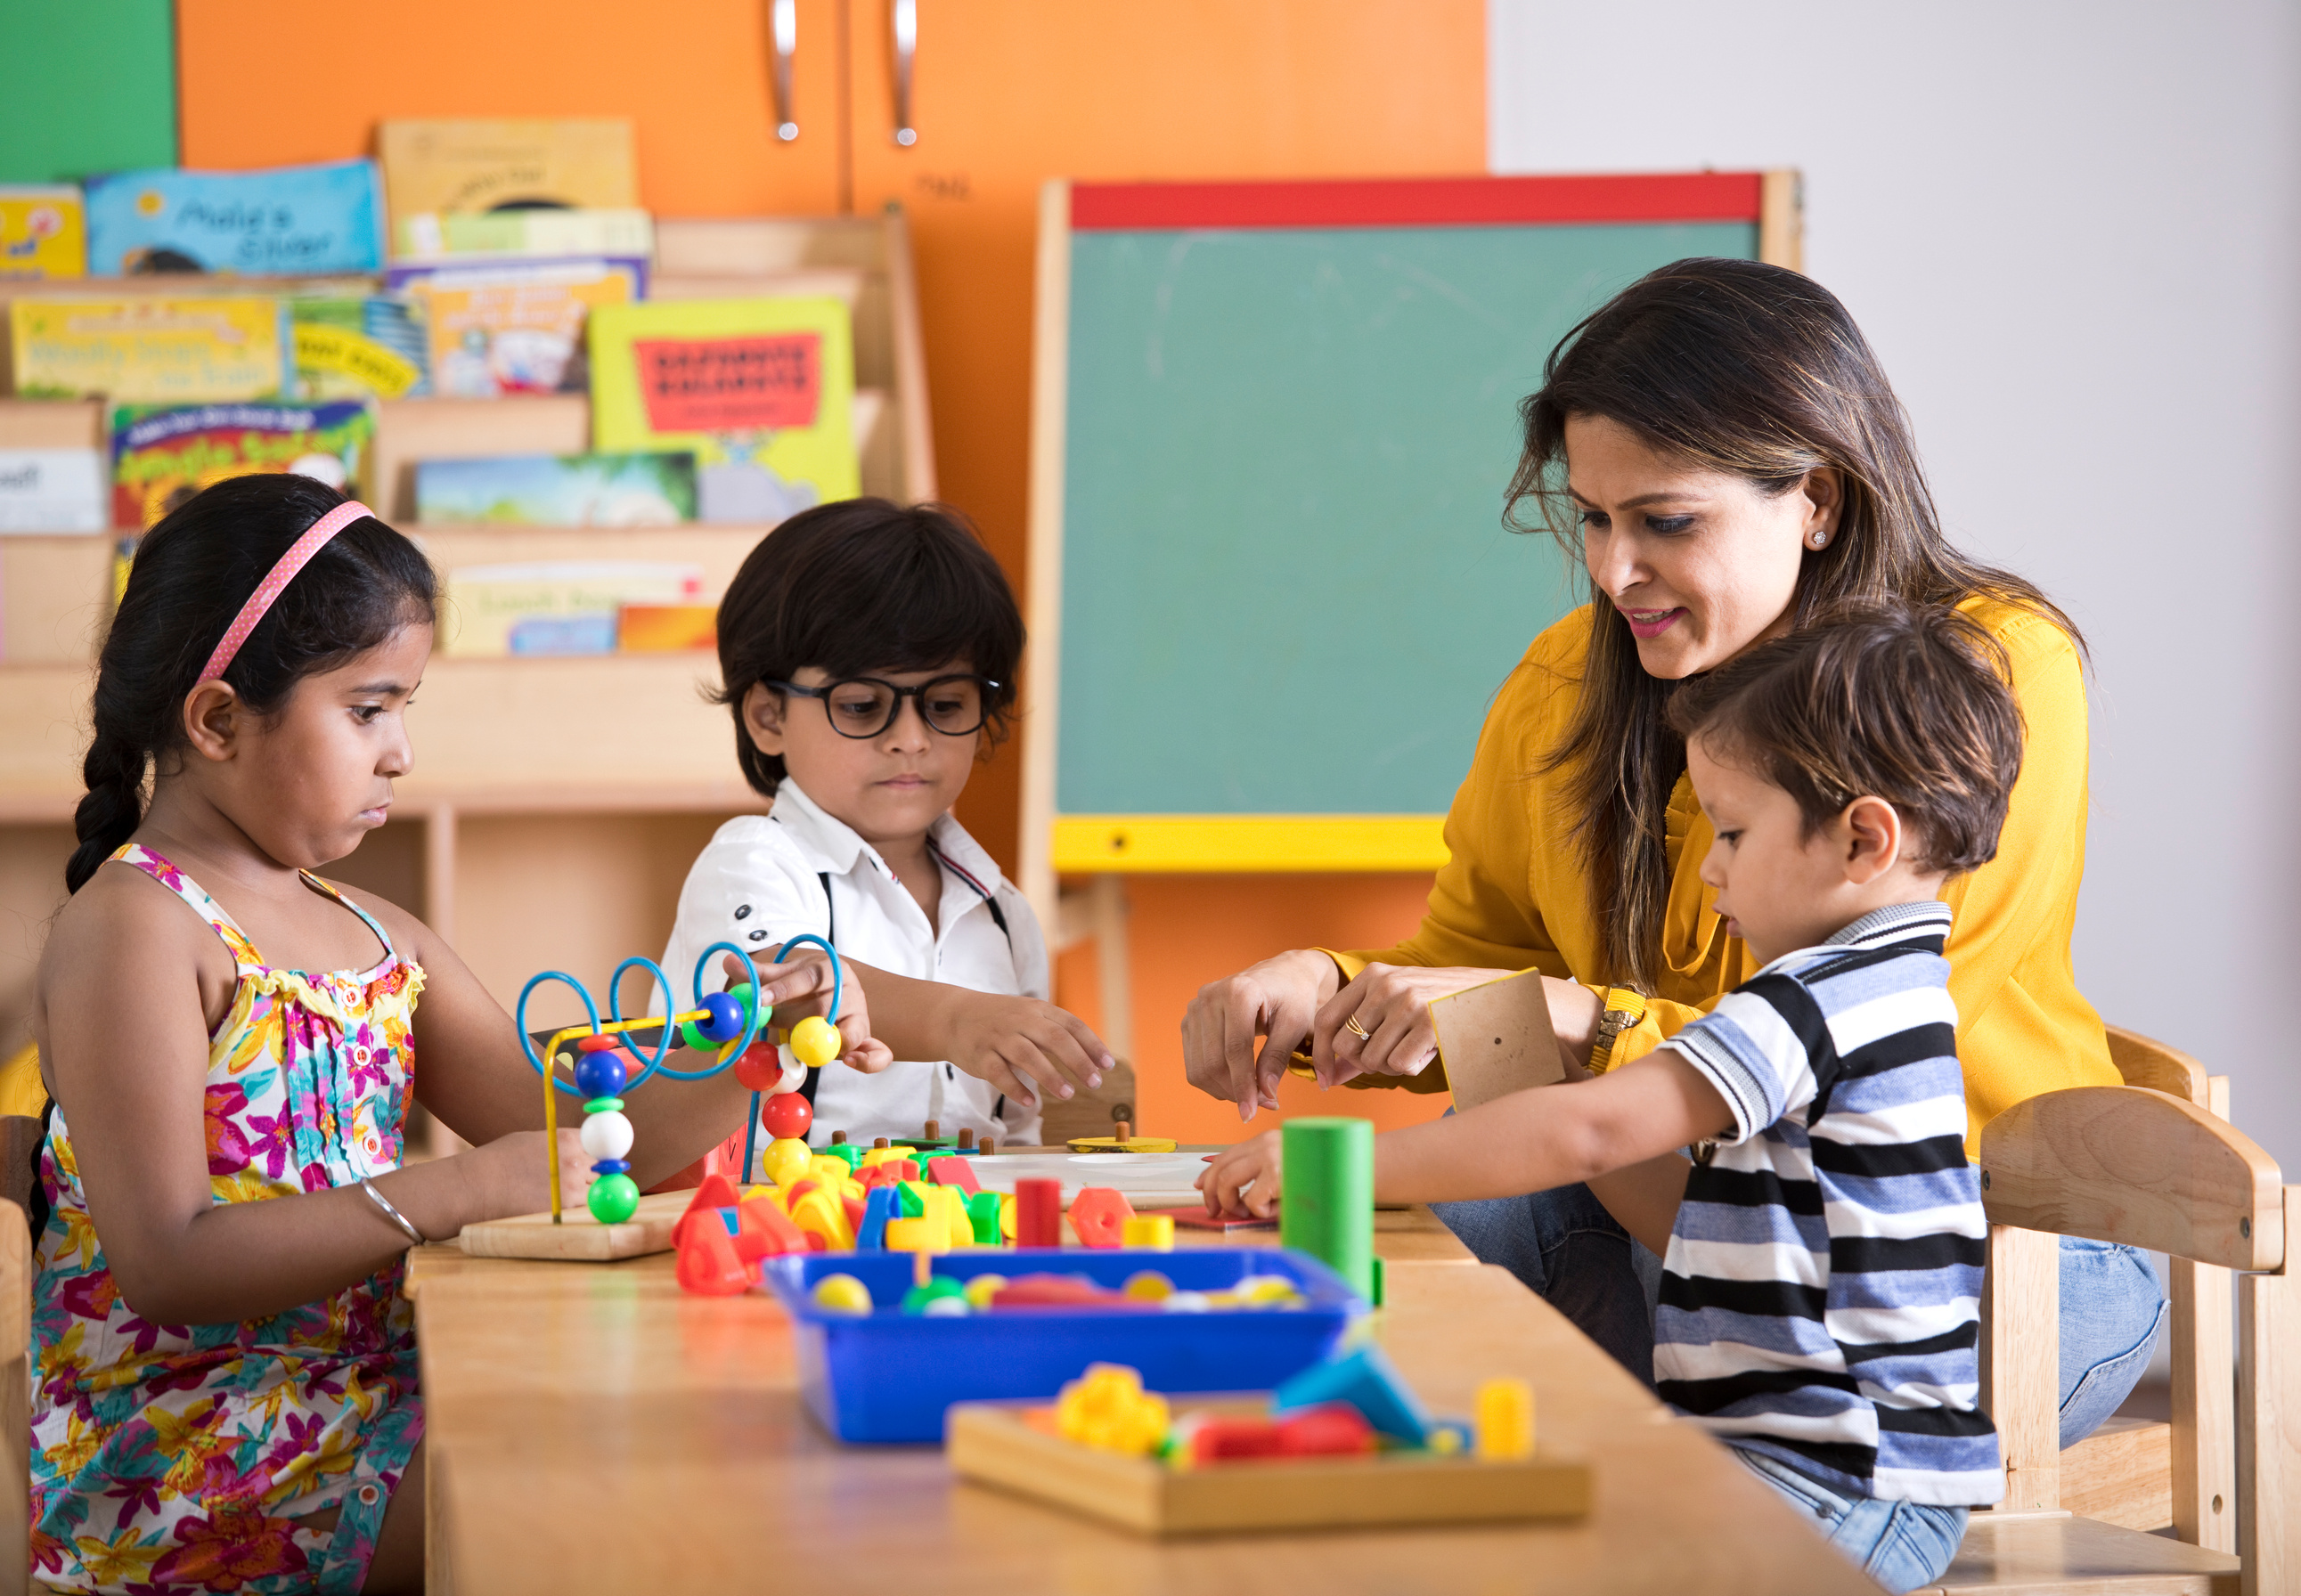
[414,262,632,397]
[587,297,858,524]
[379,119,636,257]
[0,187,87,281]
[11,297,287,403]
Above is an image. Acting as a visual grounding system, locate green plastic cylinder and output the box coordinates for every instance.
[1280,1117,1376,1303]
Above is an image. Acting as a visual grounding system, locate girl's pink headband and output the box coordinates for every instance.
[196,500,376,684]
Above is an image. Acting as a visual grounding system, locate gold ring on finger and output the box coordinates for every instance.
[1342,1014,1372,1040]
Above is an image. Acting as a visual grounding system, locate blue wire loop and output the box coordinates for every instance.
[517,939,781,1094]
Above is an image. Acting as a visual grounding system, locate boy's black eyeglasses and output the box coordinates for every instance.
[770,675,1001,738]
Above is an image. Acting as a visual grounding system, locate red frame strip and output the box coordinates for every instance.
[1070,173,1763,232]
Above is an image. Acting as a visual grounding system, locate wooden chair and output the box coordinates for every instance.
[1940,1029,2291,1595]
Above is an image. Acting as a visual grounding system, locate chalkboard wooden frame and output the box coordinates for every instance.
[1020,172,1801,935]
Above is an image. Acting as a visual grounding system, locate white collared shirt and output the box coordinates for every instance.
[658,778,1049,1152]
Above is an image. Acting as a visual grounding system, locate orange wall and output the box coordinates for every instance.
[177,0,1482,1139]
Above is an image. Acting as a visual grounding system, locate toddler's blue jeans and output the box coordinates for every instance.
[1731,1447,1968,1593]
[1430,1183,2166,1447]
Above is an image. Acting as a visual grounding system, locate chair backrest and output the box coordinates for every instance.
[1979,1084,2284,1271]
[2102,1023,2211,1103]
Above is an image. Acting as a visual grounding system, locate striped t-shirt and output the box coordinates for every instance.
[1653,900,2004,1506]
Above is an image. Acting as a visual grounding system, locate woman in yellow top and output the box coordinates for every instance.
[1181,258,2162,1446]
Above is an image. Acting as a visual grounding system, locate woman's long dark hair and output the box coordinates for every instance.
[66,474,438,893]
[1508,257,2081,990]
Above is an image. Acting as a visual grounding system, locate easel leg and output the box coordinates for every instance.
[1090,874,1133,1071]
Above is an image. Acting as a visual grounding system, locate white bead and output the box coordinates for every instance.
[776,1044,807,1095]
[580,1110,635,1160]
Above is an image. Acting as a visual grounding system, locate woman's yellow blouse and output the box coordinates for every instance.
[1333,595,2116,1151]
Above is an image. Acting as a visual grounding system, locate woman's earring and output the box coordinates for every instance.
[1810,532,1829,549]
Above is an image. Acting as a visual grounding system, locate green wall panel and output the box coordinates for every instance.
[0,0,177,182]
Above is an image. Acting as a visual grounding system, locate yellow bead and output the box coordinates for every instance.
[790,1014,842,1068]
[1474,1378,1535,1461]
[1121,1215,1174,1251]
[1122,1270,1174,1302]
[962,1274,1008,1310]
[812,1274,873,1315]
[762,1136,812,1189]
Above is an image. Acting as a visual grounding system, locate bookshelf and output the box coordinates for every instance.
[0,208,936,1087]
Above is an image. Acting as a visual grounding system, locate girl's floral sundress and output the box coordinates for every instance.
[30,844,425,1594]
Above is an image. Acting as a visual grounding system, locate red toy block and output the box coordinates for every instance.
[1015,1177,1064,1248]
[783,1177,821,1204]
[1068,1187,1135,1249]
[1276,1405,1376,1457]
[732,1198,806,1261]
[673,1173,745,1246]
[856,1159,922,1193]
[1187,1417,1284,1464]
[842,1193,866,1234]
[987,1274,1140,1309]
[926,1157,981,1193]
[675,1212,754,1296]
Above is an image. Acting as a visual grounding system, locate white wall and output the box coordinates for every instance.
[1490,1,2301,1171]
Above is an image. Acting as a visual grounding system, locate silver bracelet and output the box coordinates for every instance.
[361,1178,428,1248]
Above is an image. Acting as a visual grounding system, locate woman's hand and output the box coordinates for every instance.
[1197,1129,1284,1217]
[1312,964,1517,1085]
[735,950,894,1074]
[1180,949,1342,1121]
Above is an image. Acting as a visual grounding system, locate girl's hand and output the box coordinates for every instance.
[943,989,1111,1111]
[1197,1130,1284,1217]
[1313,964,1516,1086]
[459,1128,593,1222]
[1181,949,1341,1121]
[731,951,893,1075]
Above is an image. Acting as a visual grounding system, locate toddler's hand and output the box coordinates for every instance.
[464,1128,592,1222]
[945,990,1112,1112]
[1196,1129,1283,1218]
[730,950,893,1075]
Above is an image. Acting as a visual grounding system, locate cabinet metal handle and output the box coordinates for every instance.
[770,0,799,142]
[891,0,918,146]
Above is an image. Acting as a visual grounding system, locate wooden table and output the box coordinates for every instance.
[410,1224,1877,1593]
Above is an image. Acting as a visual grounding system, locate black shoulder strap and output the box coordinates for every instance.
[798,873,836,1110]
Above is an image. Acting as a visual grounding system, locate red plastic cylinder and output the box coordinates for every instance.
[1015,1177,1063,1248]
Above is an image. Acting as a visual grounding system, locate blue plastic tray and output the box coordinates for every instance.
[762,1248,1364,1444]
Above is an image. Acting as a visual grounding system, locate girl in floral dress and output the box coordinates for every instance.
[26,477,776,1593]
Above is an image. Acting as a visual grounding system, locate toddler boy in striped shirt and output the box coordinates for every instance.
[1201,600,2015,1592]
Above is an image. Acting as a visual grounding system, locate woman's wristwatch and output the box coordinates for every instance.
[1587,987,1648,1075]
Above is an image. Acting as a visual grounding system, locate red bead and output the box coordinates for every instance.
[760,1091,813,1140]
[733,1039,782,1093]
[575,1032,620,1052]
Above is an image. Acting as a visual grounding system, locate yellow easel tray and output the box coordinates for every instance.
[946,1399,1590,1535]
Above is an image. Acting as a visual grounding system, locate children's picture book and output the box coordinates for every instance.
[11,297,289,403]
[616,603,717,653]
[379,119,637,256]
[290,297,424,400]
[409,262,634,398]
[83,161,385,277]
[0,448,105,532]
[110,401,377,531]
[588,297,859,525]
[414,451,698,525]
[0,187,87,281]
[397,208,655,264]
[443,560,704,657]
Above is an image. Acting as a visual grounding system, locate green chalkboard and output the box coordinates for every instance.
[1057,217,1757,819]
[0,0,178,183]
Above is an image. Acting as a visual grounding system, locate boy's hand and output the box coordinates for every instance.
[1196,1129,1283,1218]
[732,950,893,1075]
[944,989,1111,1111]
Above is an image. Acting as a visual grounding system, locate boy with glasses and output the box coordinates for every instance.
[661,498,1111,1155]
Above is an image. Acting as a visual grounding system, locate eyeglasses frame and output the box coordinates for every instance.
[767,673,1003,739]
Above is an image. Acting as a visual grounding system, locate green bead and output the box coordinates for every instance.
[587,1172,641,1225]
[582,1096,624,1114]
[679,1018,708,1052]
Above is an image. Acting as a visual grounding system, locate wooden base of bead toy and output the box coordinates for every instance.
[457,1190,691,1261]
[946,1399,1590,1535]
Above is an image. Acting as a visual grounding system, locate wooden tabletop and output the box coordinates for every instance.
[412,1242,1876,1593]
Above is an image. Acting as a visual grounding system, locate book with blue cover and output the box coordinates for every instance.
[414,452,698,525]
[84,160,385,277]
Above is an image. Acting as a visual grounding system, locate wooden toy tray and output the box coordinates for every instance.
[456,1189,689,1261]
[946,1399,1590,1535]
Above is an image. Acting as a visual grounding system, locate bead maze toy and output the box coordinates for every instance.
[945,1348,1590,1534]
[455,934,848,1262]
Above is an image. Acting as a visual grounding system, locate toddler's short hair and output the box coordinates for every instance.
[1664,599,2025,875]
[714,498,1024,795]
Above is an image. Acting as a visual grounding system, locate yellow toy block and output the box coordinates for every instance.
[884,1216,945,1253]
[1475,1378,1535,1461]
[999,1190,1016,1241]
[861,1146,909,1169]
[789,1189,853,1250]
[937,1186,974,1248]
[1122,1215,1175,1250]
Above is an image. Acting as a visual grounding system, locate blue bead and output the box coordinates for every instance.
[591,1158,632,1177]
[574,1051,628,1099]
[694,989,746,1043]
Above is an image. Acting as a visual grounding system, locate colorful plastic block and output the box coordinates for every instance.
[1067,1186,1135,1249]
[673,1172,745,1246]
[1121,1214,1174,1250]
[1056,1364,1171,1456]
[1475,1378,1535,1460]
[1271,1345,1429,1443]
[733,1196,807,1259]
[1276,1405,1375,1457]
[1015,1178,1063,1248]
[926,1156,981,1193]
[883,1216,945,1253]
[966,1191,1003,1244]
[854,1185,900,1250]
[787,1189,853,1250]
[674,1213,753,1296]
